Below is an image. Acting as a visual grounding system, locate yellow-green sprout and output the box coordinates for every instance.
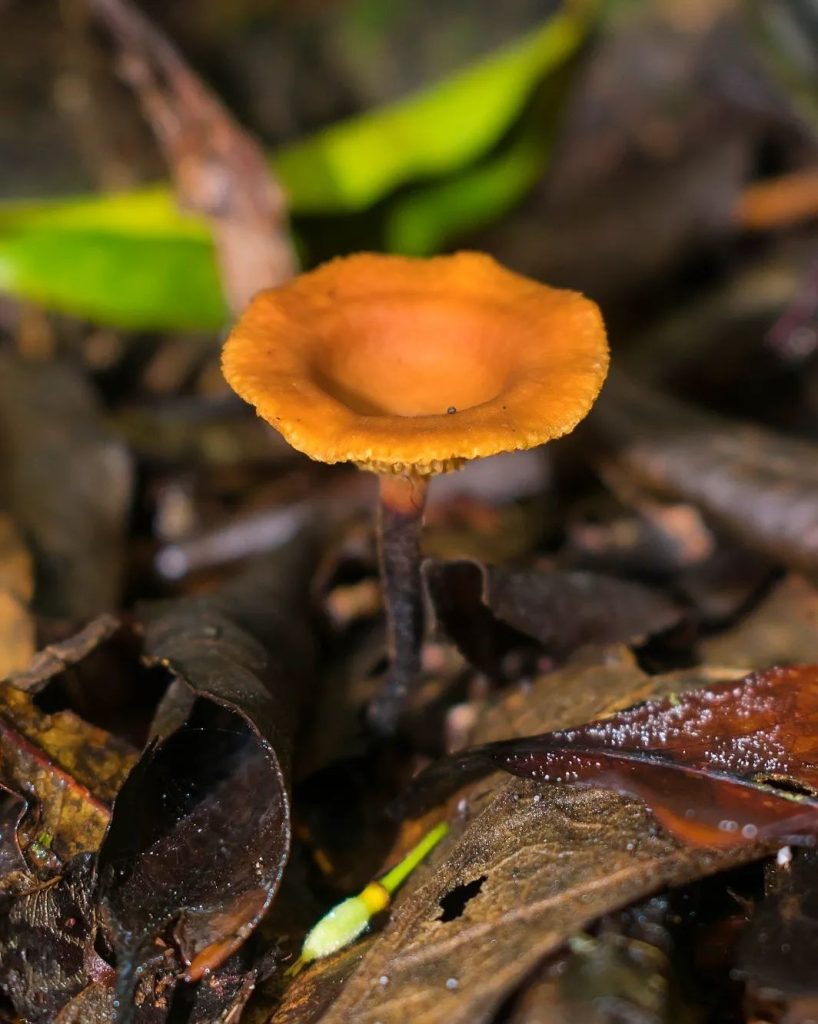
[293,821,449,972]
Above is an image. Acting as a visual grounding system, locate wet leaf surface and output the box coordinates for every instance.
[425,559,682,677]
[0,786,27,880]
[0,622,143,1021]
[0,853,110,1023]
[185,949,263,1023]
[97,538,318,1018]
[55,980,118,1023]
[419,665,818,851]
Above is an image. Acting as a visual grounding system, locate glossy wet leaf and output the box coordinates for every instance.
[0,854,110,1024]
[0,786,27,881]
[97,539,318,1018]
[419,665,818,851]
[425,559,681,676]
[0,8,591,328]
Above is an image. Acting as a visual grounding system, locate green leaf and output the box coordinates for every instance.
[743,0,818,131]
[385,130,547,256]
[0,190,226,330]
[0,4,595,330]
[273,7,589,212]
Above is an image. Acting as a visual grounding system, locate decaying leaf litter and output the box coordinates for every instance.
[6,1,818,1022]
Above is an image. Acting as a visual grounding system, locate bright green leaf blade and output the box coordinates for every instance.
[273,7,590,213]
[0,187,208,237]
[0,228,227,331]
[0,188,227,330]
[0,3,596,329]
[385,130,547,256]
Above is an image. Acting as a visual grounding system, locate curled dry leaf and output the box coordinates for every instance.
[97,537,318,1019]
[425,558,681,676]
[586,372,818,574]
[0,354,133,620]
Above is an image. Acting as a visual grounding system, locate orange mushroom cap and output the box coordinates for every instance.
[221,252,609,475]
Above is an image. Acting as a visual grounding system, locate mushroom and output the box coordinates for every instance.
[221,251,609,733]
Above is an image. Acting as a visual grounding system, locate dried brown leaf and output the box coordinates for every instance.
[700,575,818,670]
[0,854,112,1023]
[587,373,818,574]
[0,669,136,866]
[425,559,681,676]
[98,537,318,1018]
[0,355,133,620]
[738,850,818,1011]
[274,652,755,1024]
[286,784,748,1024]
[0,514,35,678]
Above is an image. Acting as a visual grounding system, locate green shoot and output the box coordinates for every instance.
[292,821,449,973]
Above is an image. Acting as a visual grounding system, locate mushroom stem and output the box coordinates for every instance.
[369,472,430,734]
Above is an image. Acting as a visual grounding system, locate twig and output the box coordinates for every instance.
[83,0,297,312]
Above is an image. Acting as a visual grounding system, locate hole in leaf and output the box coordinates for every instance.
[438,875,486,922]
[368,654,389,679]
[32,628,172,747]
[752,773,818,799]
